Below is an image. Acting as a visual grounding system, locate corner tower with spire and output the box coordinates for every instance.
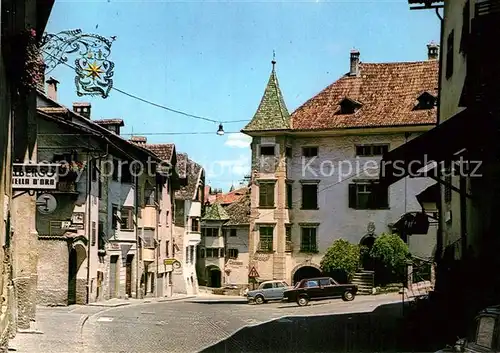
[242,57,293,284]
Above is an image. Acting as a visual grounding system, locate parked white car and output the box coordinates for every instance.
[247,280,292,304]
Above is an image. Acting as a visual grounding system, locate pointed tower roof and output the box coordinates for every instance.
[202,203,230,222]
[242,58,290,133]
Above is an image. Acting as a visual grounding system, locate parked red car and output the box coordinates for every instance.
[283,277,358,306]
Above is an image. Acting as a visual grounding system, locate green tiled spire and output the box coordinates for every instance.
[202,203,230,221]
[243,59,290,132]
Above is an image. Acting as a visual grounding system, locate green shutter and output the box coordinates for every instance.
[348,184,357,209]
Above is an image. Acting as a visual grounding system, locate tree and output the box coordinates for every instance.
[320,239,361,281]
[370,233,410,285]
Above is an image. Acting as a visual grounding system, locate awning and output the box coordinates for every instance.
[379,107,498,187]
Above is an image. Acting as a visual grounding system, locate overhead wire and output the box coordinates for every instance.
[41,48,249,124]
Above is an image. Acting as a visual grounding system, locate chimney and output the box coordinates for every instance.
[427,42,439,60]
[350,49,360,76]
[94,119,124,135]
[46,77,59,101]
[73,102,92,119]
[130,136,147,145]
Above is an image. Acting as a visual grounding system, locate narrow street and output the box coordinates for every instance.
[81,293,403,353]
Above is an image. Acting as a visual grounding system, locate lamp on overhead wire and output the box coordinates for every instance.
[217,123,225,136]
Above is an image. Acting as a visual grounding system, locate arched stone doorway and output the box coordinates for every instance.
[360,234,376,270]
[292,264,322,285]
[205,265,222,288]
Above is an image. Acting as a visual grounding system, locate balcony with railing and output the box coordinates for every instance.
[462,0,500,107]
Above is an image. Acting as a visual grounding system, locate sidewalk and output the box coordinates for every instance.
[7,294,194,353]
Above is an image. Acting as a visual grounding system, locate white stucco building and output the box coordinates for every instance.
[242,47,440,287]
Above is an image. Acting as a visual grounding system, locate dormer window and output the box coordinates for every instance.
[339,97,362,114]
[415,92,437,110]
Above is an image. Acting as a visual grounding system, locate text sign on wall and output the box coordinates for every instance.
[12,163,59,190]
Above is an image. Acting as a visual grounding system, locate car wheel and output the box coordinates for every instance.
[342,290,355,302]
[297,295,309,306]
[255,295,265,305]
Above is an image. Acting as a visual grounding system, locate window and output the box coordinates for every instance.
[304,280,319,288]
[185,246,189,262]
[98,222,105,250]
[189,246,194,263]
[416,92,436,110]
[446,30,454,79]
[91,160,98,182]
[260,146,275,156]
[191,218,200,232]
[285,147,292,158]
[205,248,221,258]
[228,248,239,259]
[230,229,237,237]
[302,147,318,158]
[112,205,119,229]
[200,248,205,258]
[120,207,134,230]
[356,144,389,157]
[259,182,275,208]
[203,228,218,237]
[91,221,97,246]
[121,163,132,183]
[165,210,169,226]
[166,240,170,257]
[112,159,119,181]
[300,227,317,252]
[262,282,273,289]
[286,183,293,209]
[301,183,318,209]
[348,182,389,210]
[286,225,292,252]
[319,278,331,287]
[144,187,155,205]
[259,226,274,252]
[275,281,288,288]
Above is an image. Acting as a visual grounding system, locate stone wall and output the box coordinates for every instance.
[37,239,69,306]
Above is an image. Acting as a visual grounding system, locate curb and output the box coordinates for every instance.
[188,300,247,304]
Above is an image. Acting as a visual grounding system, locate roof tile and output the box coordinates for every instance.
[291,60,439,130]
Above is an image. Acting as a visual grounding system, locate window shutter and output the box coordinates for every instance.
[348,184,357,209]
[379,184,389,208]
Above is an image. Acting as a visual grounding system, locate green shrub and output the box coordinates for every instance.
[370,233,411,286]
[320,239,361,280]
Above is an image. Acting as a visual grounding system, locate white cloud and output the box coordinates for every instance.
[224,133,252,148]
[206,154,250,179]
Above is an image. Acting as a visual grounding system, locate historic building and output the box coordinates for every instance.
[0,0,55,344]
[35,79,178,304]
[381,0,500,343]
[172,154,204,295]
[197,187,250,289]
[242,46,439,287]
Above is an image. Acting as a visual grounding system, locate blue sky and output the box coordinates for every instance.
[45,0,440,191]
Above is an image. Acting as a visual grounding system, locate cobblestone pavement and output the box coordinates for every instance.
[82,293,403,353]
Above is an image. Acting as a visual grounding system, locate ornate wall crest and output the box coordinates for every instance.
[41,29,115,99]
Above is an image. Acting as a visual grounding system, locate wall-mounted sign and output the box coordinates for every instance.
[227,260,244,266]
[36,194,57,214]
[12,163,59,190]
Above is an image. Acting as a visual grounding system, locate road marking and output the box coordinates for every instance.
[97,317,114,322]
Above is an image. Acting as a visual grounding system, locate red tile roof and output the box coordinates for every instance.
[291,60,439,130]
[144,143,175,162]
[216,187,249,205]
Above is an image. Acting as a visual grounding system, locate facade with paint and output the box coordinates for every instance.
[197,187,251,289]
[242,47,439,287]
[172,154,204,295]
[35,79,178,304]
